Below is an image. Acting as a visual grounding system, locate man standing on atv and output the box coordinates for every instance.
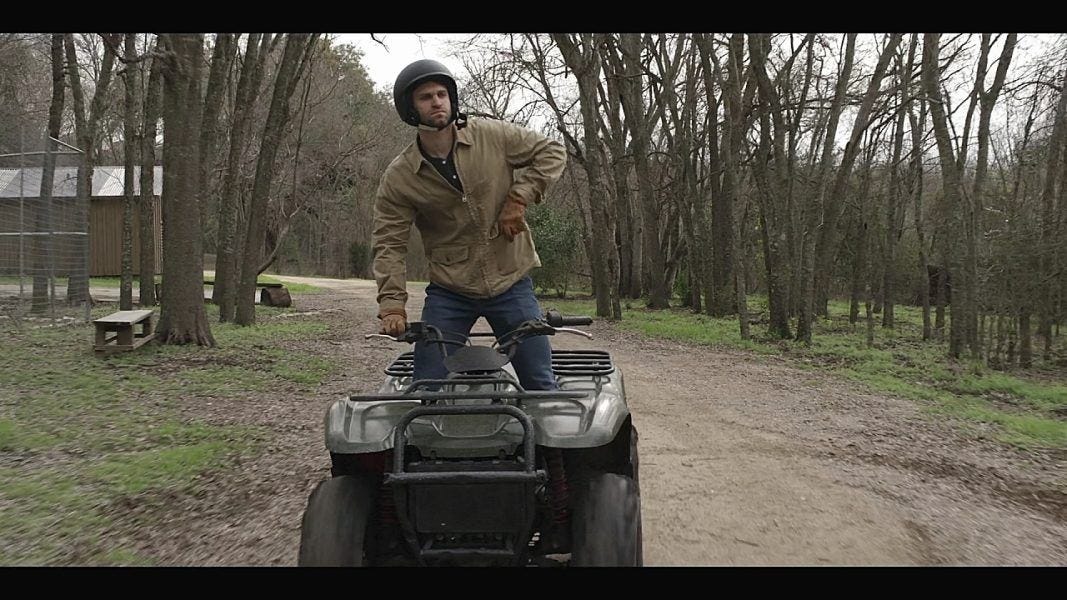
[371,59,567,390]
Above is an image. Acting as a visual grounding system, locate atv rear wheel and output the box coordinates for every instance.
[298,475,377,566]
[570,472,642,566]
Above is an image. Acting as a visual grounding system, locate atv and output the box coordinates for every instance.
[298,310,641,566]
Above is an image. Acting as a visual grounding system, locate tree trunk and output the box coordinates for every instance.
[850,143,879,326]
[804,34,901,341]
[922,34,969,359]
[139,39,162,307]
[695,33,735,317]
[120,34,141,311]
[609,34,669,309]
[215,33,269,321]
[1038,56,1067,361]
[748,34,794,339]
[198,34,237,252]
[711,33,751,334]
[798,34,857,342]
[595,46,637,303]
[883,36,919,330]
[156,34,215,346]
[555,33,621,319]
[64,34,117,305]
[1020,310,1032,368]
[236,34,319,325]
[865,281,875,347]
[31,35,66,315]
[971,34,1017,357]
[908,71,932,341]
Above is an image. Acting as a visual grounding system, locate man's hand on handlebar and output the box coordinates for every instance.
[380,313,407,337]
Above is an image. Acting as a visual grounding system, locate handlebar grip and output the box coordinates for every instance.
[545,309,592,327]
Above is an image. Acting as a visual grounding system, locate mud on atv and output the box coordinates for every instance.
[298,310,641,567]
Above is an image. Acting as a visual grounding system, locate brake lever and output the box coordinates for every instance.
[365,333,400,341]
[366,332,423,343]
[554,327,593,339]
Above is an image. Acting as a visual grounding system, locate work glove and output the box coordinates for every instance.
[498,195,528,241]
[379,310,407,337]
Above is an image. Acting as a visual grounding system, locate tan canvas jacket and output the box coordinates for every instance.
[372,117,567,317]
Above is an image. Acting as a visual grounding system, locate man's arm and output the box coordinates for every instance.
[371,178,415,320]
[498,120,567,205]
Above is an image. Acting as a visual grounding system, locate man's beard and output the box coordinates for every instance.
[420,111,452,130]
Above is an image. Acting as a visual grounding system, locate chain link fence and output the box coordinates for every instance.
[0,138,91,330]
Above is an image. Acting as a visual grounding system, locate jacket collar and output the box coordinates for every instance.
[404,120,475,174]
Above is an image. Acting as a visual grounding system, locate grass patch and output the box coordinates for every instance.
[0,298,341,564]
[0,418,54,452]
[90,442,235,495]
[545,294,1067,449]
[203,273,323,294]
[256,274,321,294]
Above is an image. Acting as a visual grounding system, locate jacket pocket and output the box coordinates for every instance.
[429,245,470,266]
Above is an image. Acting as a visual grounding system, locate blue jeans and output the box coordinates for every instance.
[414,276,557,391]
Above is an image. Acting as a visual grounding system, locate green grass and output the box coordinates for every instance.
[545,294,1067,450]
[202,273,322,294]
[90,442,236,495]
[0,300,340,564]
[256,274,321,294]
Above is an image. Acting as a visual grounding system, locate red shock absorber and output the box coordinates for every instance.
[545,448,570,526]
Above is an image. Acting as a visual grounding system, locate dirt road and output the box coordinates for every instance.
[120,276,1067,565]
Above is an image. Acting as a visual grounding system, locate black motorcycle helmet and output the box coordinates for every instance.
[393,59,465,129]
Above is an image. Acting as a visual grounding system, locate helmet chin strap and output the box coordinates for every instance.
[414,112,468,132]
[416,121,450,132]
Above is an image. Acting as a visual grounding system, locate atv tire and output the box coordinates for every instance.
[298,475,377,566]
[571,472,642,566]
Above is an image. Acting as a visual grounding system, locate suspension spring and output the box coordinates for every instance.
[545,448,570,525]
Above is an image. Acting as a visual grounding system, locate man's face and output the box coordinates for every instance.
[412,80,451,128]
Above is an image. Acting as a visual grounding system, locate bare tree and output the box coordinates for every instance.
[747,33,799,339]
[595,38,640,301]
[64,33,117,304]
[214,33,270,321]
[30,34,66,314]
[119,33,140,310]
[552,33,622,319]
[235,33,320,325]
[694,33,735,317]
[139,37,162,307]
[1038,53,1067,360]
[796,34,857,343]
[882,35,920,330]
[909,91,932,341]
[604,34,670,309]
[198,34,237,244]
[923,33,973,359]
[801,34,902,344]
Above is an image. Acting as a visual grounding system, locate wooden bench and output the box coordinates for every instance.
[153,281,291,307]
[93,309,155,354]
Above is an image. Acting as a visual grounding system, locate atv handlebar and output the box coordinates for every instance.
[364,310,593,349]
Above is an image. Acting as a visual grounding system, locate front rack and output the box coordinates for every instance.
[383,349,615,378]
[348,376,588,403]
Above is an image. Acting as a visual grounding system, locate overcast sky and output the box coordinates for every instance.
[331,34,471,94]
